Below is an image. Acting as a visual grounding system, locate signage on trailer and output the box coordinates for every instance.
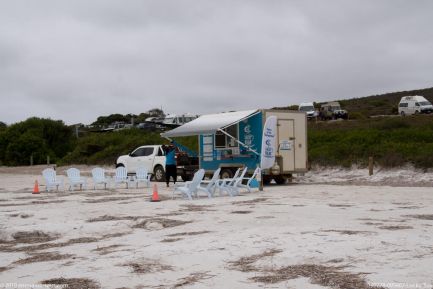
[260,116,277,170]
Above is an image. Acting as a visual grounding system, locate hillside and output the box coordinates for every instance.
[1,87,433,168]
[338,87,433,117]
[275,87,433,117]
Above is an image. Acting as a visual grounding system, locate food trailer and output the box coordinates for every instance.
[161,109,307,184]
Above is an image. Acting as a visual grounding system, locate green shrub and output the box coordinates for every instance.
[58,130,199,166]
[59,129,164,165]
[373,118,409,130]
[347,112,367,120]
[308,116,433,168]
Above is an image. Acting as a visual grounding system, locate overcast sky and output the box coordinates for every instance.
[1,1,433,125]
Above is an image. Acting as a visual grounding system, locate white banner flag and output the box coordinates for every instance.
[260,116,277,169]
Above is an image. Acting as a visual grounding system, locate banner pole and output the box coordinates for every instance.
[259,170,264,191]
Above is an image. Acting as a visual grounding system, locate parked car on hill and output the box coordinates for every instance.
[136,122,158,131]
[299,102,318,120]
[398,95,433,116]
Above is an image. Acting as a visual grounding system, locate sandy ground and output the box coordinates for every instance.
[0,165,432,289]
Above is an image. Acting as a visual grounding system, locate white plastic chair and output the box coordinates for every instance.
[66,168,86,191]
[42,168,64,192]
[197,168,221,198]
[223,167,249,196]
[232,167,261,194]
[216,168,242,197]
[172,169,205,200]
[114,166,129,189]
[135,167,151,188]
[91,168,110,190]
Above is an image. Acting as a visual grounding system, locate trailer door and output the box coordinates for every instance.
[277,119,295,171]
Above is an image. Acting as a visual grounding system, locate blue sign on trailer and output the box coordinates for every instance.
[199,111,262,172]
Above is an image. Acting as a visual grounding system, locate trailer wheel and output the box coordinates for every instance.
[220,169,233,179]
[154,165,165,182]
[273,175,287,185]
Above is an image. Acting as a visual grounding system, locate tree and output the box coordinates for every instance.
[0,117,75,165]
[147,108,165,117]
[5,132,48,165]
[92,114,135,127]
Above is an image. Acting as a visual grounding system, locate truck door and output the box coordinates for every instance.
[277,119,295,171]
[153,146,166,168]
[128,147,155,173]
[128,147,146,172]
[142,147,157,172]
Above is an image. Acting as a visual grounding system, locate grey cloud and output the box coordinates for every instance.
[1,0,433,124]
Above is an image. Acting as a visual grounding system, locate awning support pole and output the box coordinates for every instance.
[217,129,260,156]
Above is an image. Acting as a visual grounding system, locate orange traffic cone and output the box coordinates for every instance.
[33,180,40,194]
[150,184,160,202]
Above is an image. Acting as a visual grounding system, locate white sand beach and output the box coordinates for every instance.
[0,165,432,289]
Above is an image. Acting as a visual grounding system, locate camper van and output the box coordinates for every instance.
[161,109,308,185]
[162,113,199,126]
[398,95,433,116]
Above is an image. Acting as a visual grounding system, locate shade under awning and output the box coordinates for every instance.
[161,109,259,138]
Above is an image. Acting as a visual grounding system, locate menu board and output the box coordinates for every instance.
[203,135,214,161]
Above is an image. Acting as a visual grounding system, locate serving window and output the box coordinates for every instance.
[215,124,239,149]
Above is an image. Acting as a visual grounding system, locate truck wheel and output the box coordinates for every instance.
[220,169,233,179]
[400,111,405,116]
[154,165,165,182]
[273,175,287,185]
[181,174,192,182]
[116,163,124,168]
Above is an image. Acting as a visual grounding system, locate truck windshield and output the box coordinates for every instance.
[299,106,314,112]
[419,101,432,106]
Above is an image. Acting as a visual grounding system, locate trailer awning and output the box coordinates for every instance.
[161,109,259,138]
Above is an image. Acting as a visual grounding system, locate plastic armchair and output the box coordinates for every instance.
[114,166,129,189]
[91,167,110,190]
[42,168,64,192]
[135,167,151,188]
[223,167,249,196]
[66,168,86,191]
[197,168,221,198]
[172,169,205,200]
[216,167,243,197]
[233,167,261,194]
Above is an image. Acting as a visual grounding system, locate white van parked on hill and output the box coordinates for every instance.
[398,95,433,116]
[298,102,317,119]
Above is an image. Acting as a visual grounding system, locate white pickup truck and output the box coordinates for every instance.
[115,145,199,182]
[116,145,166,181]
